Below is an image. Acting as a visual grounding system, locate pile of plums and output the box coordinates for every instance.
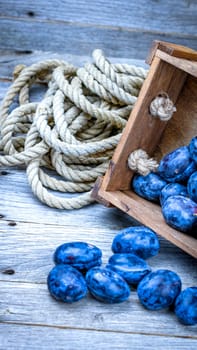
[47,226,197,326]
[132,137,197,234]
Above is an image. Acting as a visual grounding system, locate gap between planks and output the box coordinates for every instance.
[1,320,197,339]
[1,15,197,38]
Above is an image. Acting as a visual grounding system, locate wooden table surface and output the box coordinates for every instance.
[0,1,197,349]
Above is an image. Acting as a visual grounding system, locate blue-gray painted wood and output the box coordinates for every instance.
[0,0,197,34]
[0,50,148,80]
[0,0,196,58]
[1,324,196,350]
[0,2,197,348]
[0,18,196,59]
[0,213,196,286]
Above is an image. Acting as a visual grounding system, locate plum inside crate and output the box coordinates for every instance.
[92,41,197,259]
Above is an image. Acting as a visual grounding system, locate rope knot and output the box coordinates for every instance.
[149,93,176,121]
[128,149,158,176]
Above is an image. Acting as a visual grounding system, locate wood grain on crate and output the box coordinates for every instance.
[147,40,197,63]
[92,42,197,259]
[101,54,189,192]
[101,69,197,192]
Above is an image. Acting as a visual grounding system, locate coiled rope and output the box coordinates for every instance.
[0,49,148,209]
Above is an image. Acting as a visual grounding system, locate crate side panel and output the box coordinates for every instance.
[147,41,197,65]
[102,57,187,191]
[156,50,197,77]
[155,75,197,158]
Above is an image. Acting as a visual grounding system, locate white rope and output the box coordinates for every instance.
[128,149,158,176]
[128,93,176,176]
[149,93,176,121]
[0,50,148,209]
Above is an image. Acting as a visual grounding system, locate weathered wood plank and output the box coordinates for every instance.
[1,281,197,338]
[0,18,196,59]
[0,0,196,34]
[1,164,196,340]
[0,50,147,80]
[0,219,196,284]
[1,167,196,342]
[0,167,137,228]
[1,324,196,350]
[0,81,10,101]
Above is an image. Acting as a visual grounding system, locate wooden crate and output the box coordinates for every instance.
[92,41,197,259]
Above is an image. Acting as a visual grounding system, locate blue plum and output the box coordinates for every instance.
[86,267,130,303]
[187,171,197,203]
[54,241,102,271]
[174,287,197,325]
[137,269,182,310]
[162,195,197,233]
[106,253,151,285]
[112,226,160,259]
[47,264,87,303]
[189,136,197,165]
[160,183,188,206]
[158,146,196,183]
[132,172,167,202]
